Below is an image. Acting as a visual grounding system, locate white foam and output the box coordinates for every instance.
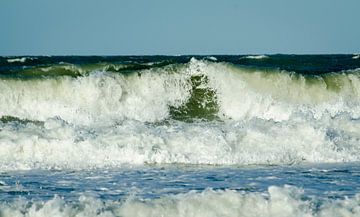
[1,59,360,124]
[0,70,192,125]
[206,56,217,61]
[353,55,360,59]
[1,186,360,217]
[242,55,269,60]
[6,57,28,63]
[1,59,360,169]
[188,58,360,122]
[1,115,359,170]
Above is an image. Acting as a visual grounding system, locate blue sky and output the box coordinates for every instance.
[1,0,359,55]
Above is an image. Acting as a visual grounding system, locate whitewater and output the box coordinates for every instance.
[1,55,360,216]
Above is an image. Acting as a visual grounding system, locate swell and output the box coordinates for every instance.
[0,61,175,78]
[2,54,360,74]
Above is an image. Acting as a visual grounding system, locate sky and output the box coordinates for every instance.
[1,0,359,55]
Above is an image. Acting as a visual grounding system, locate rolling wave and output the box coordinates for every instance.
[1,58,360,169]
[6,57,28,63]
[0,186,359,217]
[241,55,269,59]
[1,58,360,124]
[1,113,360,170]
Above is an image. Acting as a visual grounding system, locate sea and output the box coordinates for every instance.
[1,54,360,216]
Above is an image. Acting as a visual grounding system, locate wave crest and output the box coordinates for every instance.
[1,58,360,123]
[1,186,360,217]
[1,59,360,168]
[1,115,360,170]
[241,55,269,60]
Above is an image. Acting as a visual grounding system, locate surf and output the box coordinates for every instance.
[1,57,360,169]
[1,58,360,124]
[1,186,359,217]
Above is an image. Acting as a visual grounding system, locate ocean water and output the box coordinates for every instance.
[1,54,360,216]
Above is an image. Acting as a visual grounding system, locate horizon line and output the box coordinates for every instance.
[1,53,359,57]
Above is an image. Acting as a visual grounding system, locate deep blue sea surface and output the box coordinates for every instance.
[1,54,360,216]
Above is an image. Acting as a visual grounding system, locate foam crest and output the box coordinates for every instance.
[187,58,360,121]
[0,70,192,124]
[6,57,28,63]
[1,114,360,170]
[1,186,360,217]
[1,59,360,168]
[241,55,269,59]
[1,58,360,124]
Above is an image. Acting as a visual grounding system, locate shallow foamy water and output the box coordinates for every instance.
[1,164,360,217]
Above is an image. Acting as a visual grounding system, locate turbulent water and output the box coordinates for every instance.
[1,55,360,216]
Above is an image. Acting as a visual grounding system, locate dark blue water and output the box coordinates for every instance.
[1,54,360,75]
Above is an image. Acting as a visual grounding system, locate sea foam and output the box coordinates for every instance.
[6,57,30,63]
[1,115,359,170]
[1,59,360,169]
[1,186,359,217]
[0,70,192,124]
[241,55,269,60]
[1,58,360,124]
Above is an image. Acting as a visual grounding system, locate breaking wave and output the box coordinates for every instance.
[241,55,269,60]
[1,58,360,169]
[1,58,360,124]
[1,186,360,217]
[1,115,360,170]
[6,57,28,63]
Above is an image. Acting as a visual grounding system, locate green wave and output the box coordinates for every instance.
[0,61,175,78]
[170,75,219,122]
